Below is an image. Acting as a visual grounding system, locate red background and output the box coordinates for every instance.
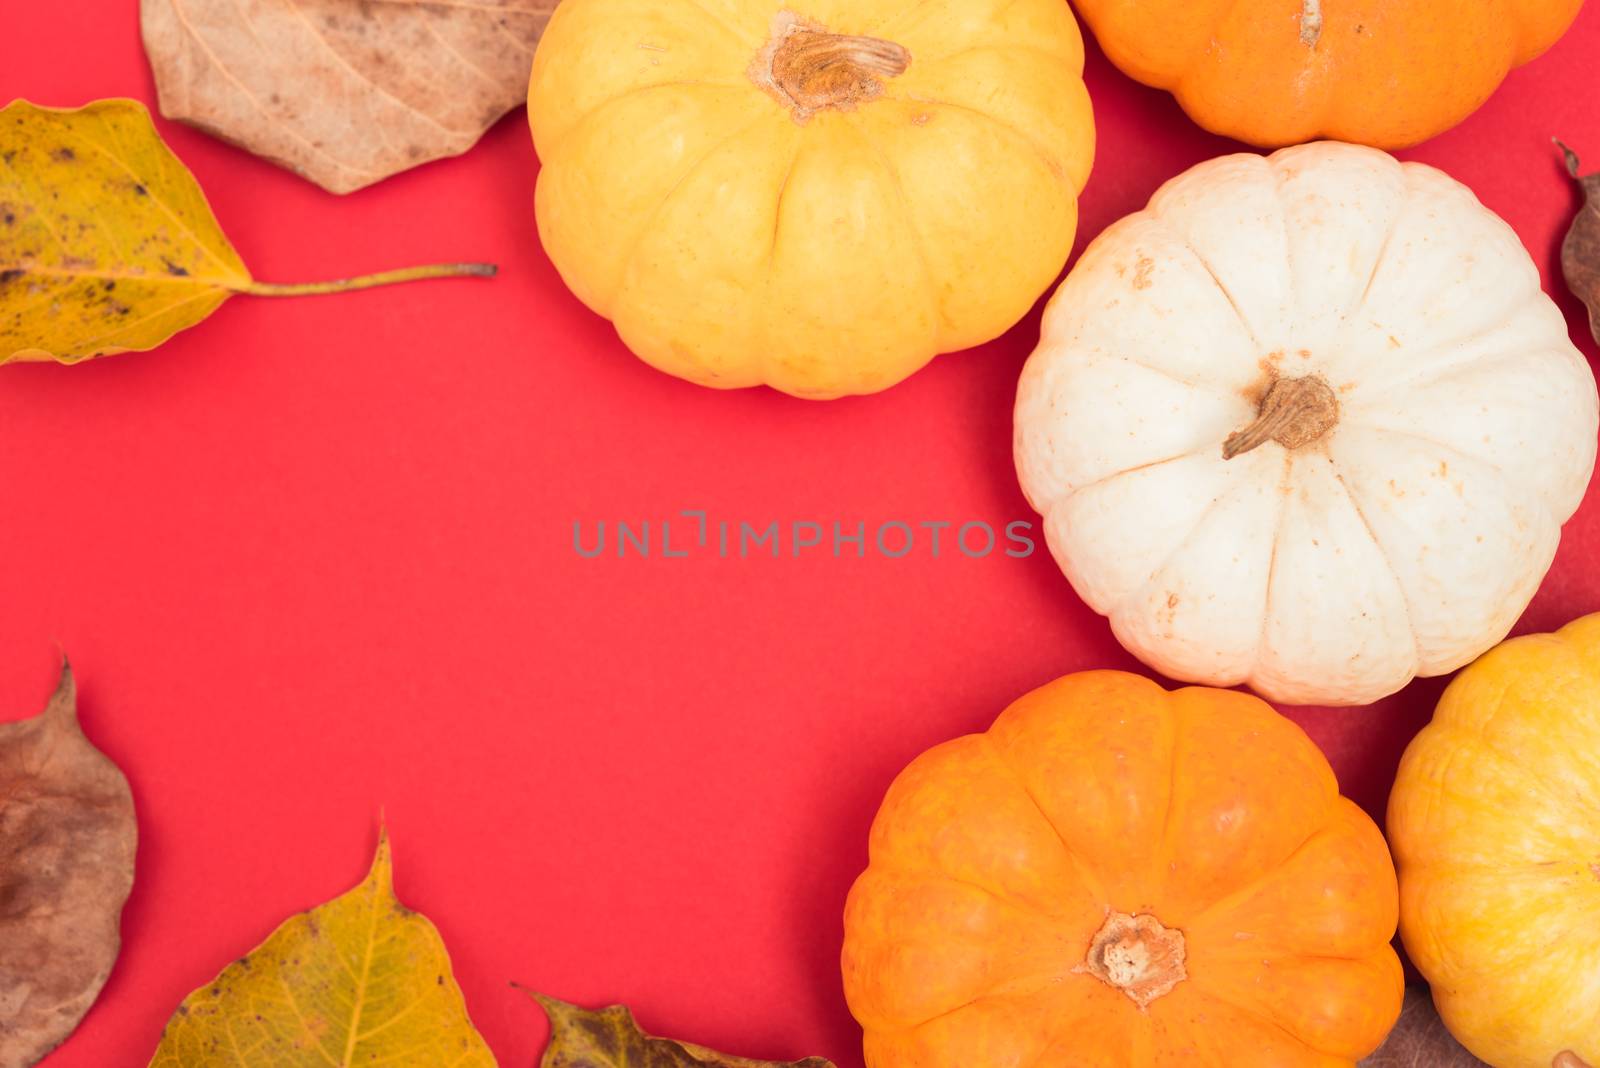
[3,4,1598,1065]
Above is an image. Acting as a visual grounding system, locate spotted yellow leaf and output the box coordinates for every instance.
[0,98,494,365]
[148,833,494,1068]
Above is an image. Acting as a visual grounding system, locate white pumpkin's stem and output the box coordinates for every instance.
[1223,374,1339,459]
[1075,911,1186,1010]
[751,12,910,123]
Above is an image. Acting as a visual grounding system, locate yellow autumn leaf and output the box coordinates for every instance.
[0,98,494,365]
[148,833,495,1068]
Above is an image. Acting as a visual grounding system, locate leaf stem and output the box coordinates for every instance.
[1556,138,1583,179]
[241,262,497,297]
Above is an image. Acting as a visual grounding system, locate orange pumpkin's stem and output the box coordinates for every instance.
[752,12,910,123]
[1554,1053,1596,1068]
[1078,911,1187,1010]
[1222,374,1339,459]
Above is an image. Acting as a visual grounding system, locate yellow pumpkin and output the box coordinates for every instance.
[528,0,1095,399]
[1389,613,1600,1068]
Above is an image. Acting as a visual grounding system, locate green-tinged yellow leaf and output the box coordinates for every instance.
[528,992,835,1068]
[0,98,495,365]
[149,833,495,1068]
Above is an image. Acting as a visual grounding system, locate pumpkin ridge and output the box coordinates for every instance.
[1178,813,1343,931]
[882,96,1071,184]
[1431,719,1600,820]
[887,972,1098,1037]
[859,0,937,42]
[1169,0,1258,94]
[1338,421,1516,483]
[1150,209,1267,354]
[866,863,1080,921]
[977,733,1111,907]
[1366,318,1564,402]
[1053,444,1211,511]
[1198,941,1399,970]
[672,0,751,47]
[838,114,947,338]
[1116,470,1261,623]
[1180,975,1376,1061]
[1076,349,1238,396]
[1154,698,1186,894]
[1328,466,1422,676]
[1248,452,1293,681]
[534,81,748,157]
[1181,987,1321,1058]
[911,41,1085,75]
[755,135,807,383]
[602,108,775,311]
[1332,166,1407,351]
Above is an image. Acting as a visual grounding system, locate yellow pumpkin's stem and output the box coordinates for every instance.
[1222,374,1339,459]
[752,12,910,122]
[241,262,497,297]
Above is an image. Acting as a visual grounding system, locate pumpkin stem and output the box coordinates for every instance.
[1222,374,1339,459]
[1554,1054,1596,1068]
[1078,911,1186,1010]
[752,12,910,123]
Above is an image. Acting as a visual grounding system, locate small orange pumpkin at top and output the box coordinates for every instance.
[1071,0,1585,149]
[528,0,1095,399]
[843,670,1402,1067]
[1389,613,1600,1068]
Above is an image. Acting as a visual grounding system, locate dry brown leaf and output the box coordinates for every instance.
[141,0,560,194]
[0,660,137,1068]
[526,991,835,1068]
[1559,140,1600,344]
[1360,988,1487,1067]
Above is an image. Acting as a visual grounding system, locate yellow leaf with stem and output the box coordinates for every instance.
[148,833,495,1067]
[0,98,495,365]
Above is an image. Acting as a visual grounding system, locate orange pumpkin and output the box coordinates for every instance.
[842,670,1402,1066]
[1071,0,1585,148]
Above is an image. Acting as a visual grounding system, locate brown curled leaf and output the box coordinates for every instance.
[1360,987,1487,1067]
[525,991,836,1068]
[0,660,137,1068]
[141,0,560,194]
[1559,139,1600,344]
[1,99,495,364]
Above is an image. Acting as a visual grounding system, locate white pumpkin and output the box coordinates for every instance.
[1015,142,1599,706]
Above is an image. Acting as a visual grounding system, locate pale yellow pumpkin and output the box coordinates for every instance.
[1389,613,1600,1068]
[529,0,1095,399]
